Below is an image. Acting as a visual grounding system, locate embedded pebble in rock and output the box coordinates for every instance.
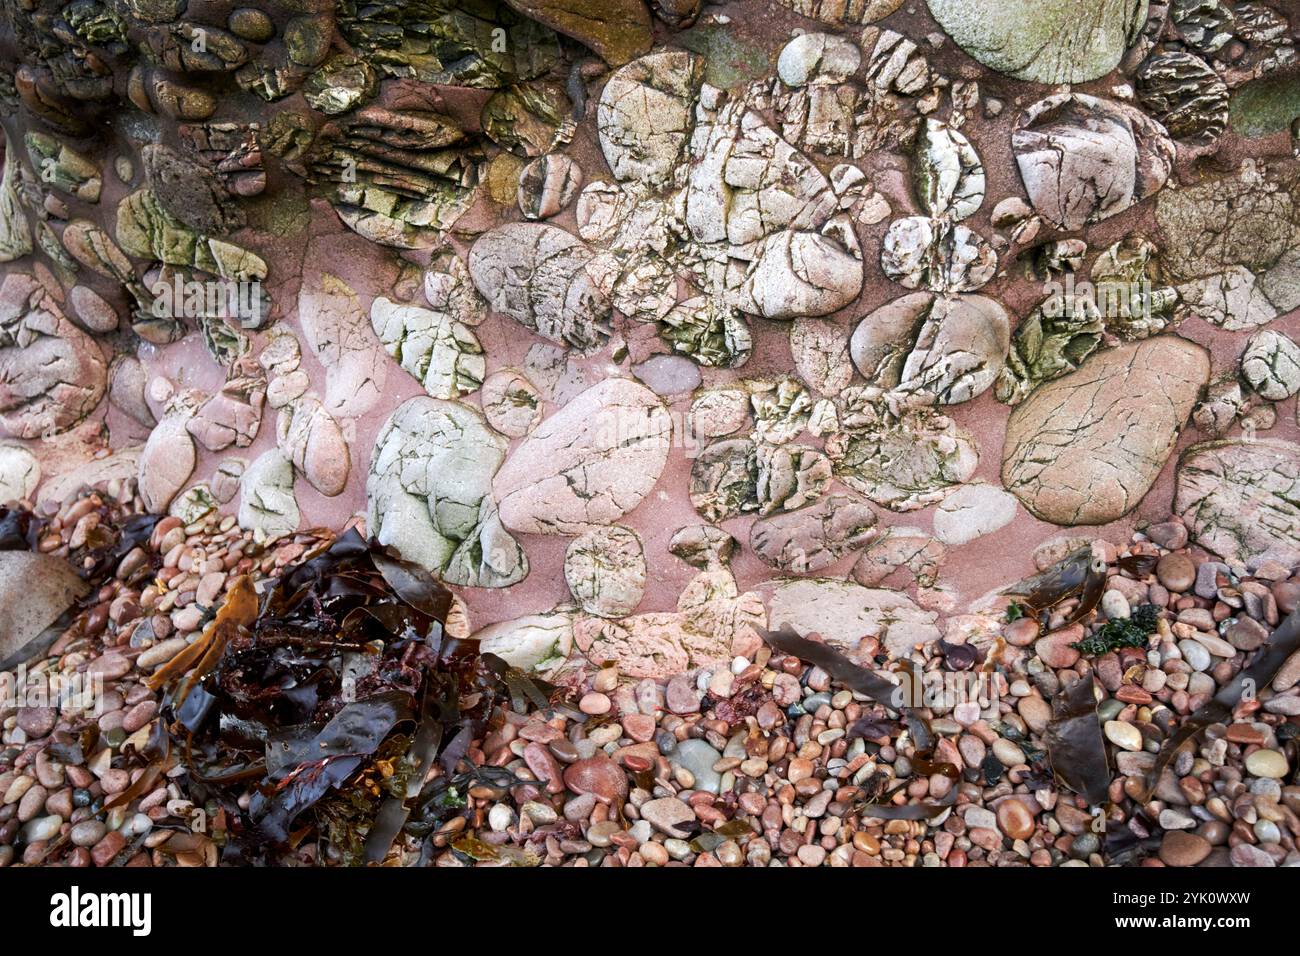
[237,449,299,540]
[1136,51,1228,146]
[138,400,198,513]
[669,525,737,570]
[563,526,646,618]
[479,369,543,438]
[926,0,1149,83]
[852,526,946,590]
[494,378,672,535]
[750,493,878,573]
[1003,337,1210,525]
[849,293,1010,405]
[631,355,702,396]
[689,386,751,439]
[276,396,351,497]
[1240,329,1300,401]
[1155,162,1300,330]
[1013,94,1174,231]
[299,274,388,418]
[0,444,41,504]
[0,272,108,439]
[768,577,940,658]
[187,378,265,452]
[371,295,484,402]
[518,154,582,220]
[368,398,526,587]
[598,51,703,190]
[790,318,854,396]
[68,286,119,334]
[881,217,997,293]
[777,32,861,87]
[1175,439,1300,566]
[913,119,985,222]
[469,224,610,355]
[833,394,979,512]
[108,356,156,428]
[475,613,573,673]
[932,483,1018,546]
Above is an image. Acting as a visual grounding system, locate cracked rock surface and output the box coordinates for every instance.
[368,397,526,588]
[1013,94,1175,231]
[0,271,106,439]
[494,377,672,535]
[1003,336,1210,525]
[1175,438,1300,566]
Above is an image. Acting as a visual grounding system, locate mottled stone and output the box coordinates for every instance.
[564,525,647,617]
[369,398,526,587]
[1003,337,1210,525]
[1013,93,1174,231]
[767,578,941,658]
[927,0,1150,84]
[1175,439,1300,566]
[850,292,1010,404]
[494,378,671,534]
[750,493,878,573]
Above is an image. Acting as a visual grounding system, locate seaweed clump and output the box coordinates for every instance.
[1070,604,1161,656]
[155,528,527,865]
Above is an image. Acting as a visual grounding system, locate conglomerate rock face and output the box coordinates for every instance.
[0,0,1298,679]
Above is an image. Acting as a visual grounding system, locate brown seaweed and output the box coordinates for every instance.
[1002,545,1106,632]
[758,627,908,712]
[1140,607,1300,801]
[1044,672,1110,805]
[153,528,506,864]
[1116,553,1158,578]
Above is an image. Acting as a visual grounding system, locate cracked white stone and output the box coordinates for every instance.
[850,292,1010,404]
[494,378,672,535]
[368,396,527,588]
[881,216,996,292]
[238,448,300,540]
[914,119,985,221]
[468,222,610,353]
[1176,438,1300,567]
[1013,93,1174,231]
[1241,329,1300,401]
[750,493,878,573]
[0,444,40,504]
[480,368,543,438]
[298,273,388,418]
[564,525,647,618]
[371,296,484,401]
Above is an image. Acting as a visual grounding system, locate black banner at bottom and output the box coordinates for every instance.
[1,863,1293,943]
